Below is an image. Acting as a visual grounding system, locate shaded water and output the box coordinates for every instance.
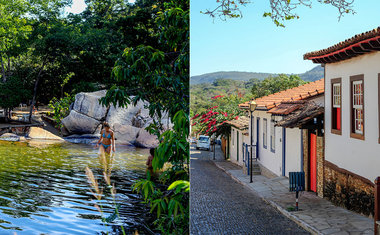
[0,140,153,234]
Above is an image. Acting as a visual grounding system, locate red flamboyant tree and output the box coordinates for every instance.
[191,94,246,137]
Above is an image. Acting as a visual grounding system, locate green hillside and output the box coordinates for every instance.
[190,65,323,85]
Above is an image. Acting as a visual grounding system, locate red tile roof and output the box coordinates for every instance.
[239,79,324,110]
[267,101,306,115]
[304,27,380,64]
[225,116,249,132]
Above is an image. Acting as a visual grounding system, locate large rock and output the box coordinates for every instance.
[135,129,159,148]
[0,133,20,142]
[73,90,107,121]
[61,90,171,148]
[64,134,100,144]
[61,110,101,134]
[113,123,140,145]
[106,99,150,127]
[28,127,64,140]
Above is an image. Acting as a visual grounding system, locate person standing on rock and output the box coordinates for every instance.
[95,122,115,154]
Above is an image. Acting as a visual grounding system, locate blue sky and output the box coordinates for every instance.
[191,0,380,76]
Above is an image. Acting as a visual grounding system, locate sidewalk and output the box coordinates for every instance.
[209,146,373,235]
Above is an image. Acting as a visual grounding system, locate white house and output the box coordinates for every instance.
[227,116,249,167]
[304,27,380,216]
[239,80,324,180]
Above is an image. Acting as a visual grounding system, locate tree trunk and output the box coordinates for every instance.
[28,59,47,123]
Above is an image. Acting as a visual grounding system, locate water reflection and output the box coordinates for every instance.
[0,141,152,234]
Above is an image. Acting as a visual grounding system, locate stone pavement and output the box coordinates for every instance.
[212,146,374,235]
[190,146,309,235]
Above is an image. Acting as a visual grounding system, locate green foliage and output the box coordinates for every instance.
[100,0,189,121]
[251,74,307,99]
[205,0,355,27]
[190,78,251,118]
[153,110,189,170]
[0,76,32,110]
[96,0,190,233]
[48,94,74,128]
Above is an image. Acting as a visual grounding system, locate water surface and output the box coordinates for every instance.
[0,140,152,234]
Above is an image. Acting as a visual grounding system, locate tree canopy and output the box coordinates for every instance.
[251,74,306,99]
[204,0,355,27]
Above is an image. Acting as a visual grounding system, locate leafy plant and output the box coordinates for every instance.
[48,93,74,128]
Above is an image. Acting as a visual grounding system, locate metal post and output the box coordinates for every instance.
[375,177,380,234]
[213,139,216,160]
[250,110,253,183]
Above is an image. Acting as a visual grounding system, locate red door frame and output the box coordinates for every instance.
[309,132,317,192]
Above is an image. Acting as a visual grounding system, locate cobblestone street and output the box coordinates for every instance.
[190,146,309,235]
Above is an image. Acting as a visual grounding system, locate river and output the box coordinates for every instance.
[0,140,153,234]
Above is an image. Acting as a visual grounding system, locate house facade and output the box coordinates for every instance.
[239,80,325,180]
[227,116,249,166]
[304,27,380,216]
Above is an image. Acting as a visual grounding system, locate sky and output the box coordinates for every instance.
[66,0,136,14]
[190,0,380,76]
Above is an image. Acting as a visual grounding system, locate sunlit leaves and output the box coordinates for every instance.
[205,0,355,27]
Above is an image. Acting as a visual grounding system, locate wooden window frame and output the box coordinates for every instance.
[263,118,267,149]
[270,116,275,153]
[350,75,365,140]
[331,78,342,135]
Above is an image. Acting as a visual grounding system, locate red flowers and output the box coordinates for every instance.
[191,94,245,136]
[211,95,224,99]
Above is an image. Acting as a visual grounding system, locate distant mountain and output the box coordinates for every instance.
[190,66,324,85]
[299,65,324,82]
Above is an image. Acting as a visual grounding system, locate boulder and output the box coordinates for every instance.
[0,133,20,142]
[60,126,70,137]
[61,110,101,134]
[106,99,149,127]
[64,134,100,144]
[28,127,64,140]
[135,129,159,148]
[113,123,140,145]
[73,90,107,121]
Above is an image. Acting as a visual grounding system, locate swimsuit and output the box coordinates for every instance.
[102,132,111,139]
[101,143,111,149]
[101,132,112,149]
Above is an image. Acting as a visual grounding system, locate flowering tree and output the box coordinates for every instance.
[191,94,247,137]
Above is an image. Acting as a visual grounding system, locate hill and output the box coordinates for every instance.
[190,65,323,85]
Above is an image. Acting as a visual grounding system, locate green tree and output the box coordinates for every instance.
[99,0,190,233]
[204,0,355,27]
[251,74,306,98]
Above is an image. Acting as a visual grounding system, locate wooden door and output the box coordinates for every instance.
[309,133,317,192]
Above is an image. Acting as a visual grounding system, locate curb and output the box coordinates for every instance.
[213,161,321,235]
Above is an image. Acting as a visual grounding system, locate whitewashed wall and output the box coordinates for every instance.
[325,51,380,182]
[250,111,283,176]
[229,127,249,166]
[285,128,302,177]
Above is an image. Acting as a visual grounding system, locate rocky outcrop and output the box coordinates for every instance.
[135,129,159,148]
[62,90,169,148]
[73,90,108,120]
[28,127,64,141]
[0,133,20,142]
[61,110,101,134]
